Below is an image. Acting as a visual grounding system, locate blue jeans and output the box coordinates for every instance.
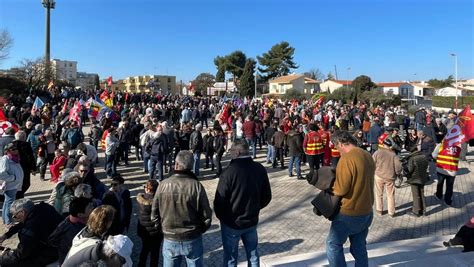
[193,152,201,176]
[149,156,164,181]
[162,236,203,267]
[326,212,373,267]
[2,189,17,225]
[105,154,117,177]
[288,156,301,177]
[143,151,150,173]
[246,137,257,158]
[266,145,275,163]
[221,223,259,267]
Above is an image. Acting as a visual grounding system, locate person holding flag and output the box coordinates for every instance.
[432,105,474,206]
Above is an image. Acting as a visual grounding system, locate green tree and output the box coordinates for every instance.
[352,75,376,94]
[304,68,324,81]
[327,87,355,103]
[192,73,215,96]
[428,75,454,88]
[226,51,247,79]
[93,74,101,90]
[214,56,227,82]
[257,41,298,82]
[326,72,335,80]
[238,58,256,97]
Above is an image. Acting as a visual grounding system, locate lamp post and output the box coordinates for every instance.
[42,0,55,82]
[254,71,258,99]
[450,53,458,112]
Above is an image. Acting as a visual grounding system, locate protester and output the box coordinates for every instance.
[327,131,375,266]
[372,138,402,217]
[136,180,162,267]
[406,145,429,217]
[102,174,132,235]
[0,127,15,156]
[433,142,461,206]
[443,216,474,252]
[214,140,272,266]
[151,150,212,266]
[0,143,24,226]
[0,198,63,266]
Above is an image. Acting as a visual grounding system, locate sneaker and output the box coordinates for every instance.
[443,241,451,247]
[289,173,293,177]
[434,193,442,201]
[407,211,421,218]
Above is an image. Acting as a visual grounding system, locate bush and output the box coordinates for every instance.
[432,96,474,108]
[327,87,354,104]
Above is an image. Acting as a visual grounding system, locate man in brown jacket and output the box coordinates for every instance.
[372,139,402,217]
[327,131,375,267]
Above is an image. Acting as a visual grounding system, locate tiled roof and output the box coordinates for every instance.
[304,77,319,84]
[332,80,353,85]
[269,74,304,84]
[377,82,405,87]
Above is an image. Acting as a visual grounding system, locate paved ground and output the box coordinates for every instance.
[1,125,474,266]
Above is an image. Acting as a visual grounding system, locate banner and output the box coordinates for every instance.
[107,76,113,86]
[68,101,82,124]
[443,105,474,148]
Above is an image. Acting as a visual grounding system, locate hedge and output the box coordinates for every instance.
[432,96,474,108]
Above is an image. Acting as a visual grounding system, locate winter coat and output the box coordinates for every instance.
[242,121,256,139]
[203,134,215,154]
[50,155,67,182]
[264,127,276,145]
[48,215,87,264]
[0,202,63,267]
[272,131,286,148]
[105,134,119,156]
[0,135,14,156]
[151,170,212,241]
[102,189,132,234]
[53,182,76,216]
[0,155,24,191]
[214,157,272,230]
[406,151,429,185]
[62,227,103,266]
[136,193,162,238]
[214,135,226,155]
[287,130,304,157]
[189,130,203,153]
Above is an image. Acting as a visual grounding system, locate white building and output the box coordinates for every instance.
[319,80,352,93]
[377,82,404,95]
[399,82,435,104]
[51,59,77,84]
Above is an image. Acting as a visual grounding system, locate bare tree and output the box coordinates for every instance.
[304,68,324,81]
[0,30,13,63]
[15,57,54,89]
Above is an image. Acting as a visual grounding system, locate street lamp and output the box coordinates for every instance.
[450,53,458,112]
[254,71,258,99]
[42,0,55,82]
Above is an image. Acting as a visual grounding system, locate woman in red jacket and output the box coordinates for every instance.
[50,149,67,183]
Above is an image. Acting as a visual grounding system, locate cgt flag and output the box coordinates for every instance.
[0,109,19,135]
[443,105,474,148]
[107,76,113,86]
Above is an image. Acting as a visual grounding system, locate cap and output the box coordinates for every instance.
[448,110,457,116]
[104,235,133,267]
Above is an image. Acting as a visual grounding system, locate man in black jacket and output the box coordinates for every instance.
[0,198,63,267]
[213,127,226,178]
[12,131,36,199]
[214,139,272,267]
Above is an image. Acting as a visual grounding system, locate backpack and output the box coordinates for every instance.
[67,129,82,148]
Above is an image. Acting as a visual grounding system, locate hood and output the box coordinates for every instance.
[136,193,154,206]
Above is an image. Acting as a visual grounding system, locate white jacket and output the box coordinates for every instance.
[0,155,24,191]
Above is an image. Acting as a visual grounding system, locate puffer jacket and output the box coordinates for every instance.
[272,131,286,148]
[151,170,212,241]
[406,150,429,185]
[0,155,24,191]
[136,193,162,238]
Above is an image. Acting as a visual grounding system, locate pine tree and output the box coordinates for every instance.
[214,56,226,82]
[257,41,298,82]
[238,58,256,97]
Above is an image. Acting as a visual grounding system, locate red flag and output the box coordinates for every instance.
[125,92,129,102]
[0,109,19,135]
[315,95,325,106]
[443,105,474,148]
[100,90,109,102]
[107,76,113,86]
[61,99,68,113]
[69,101,82,124]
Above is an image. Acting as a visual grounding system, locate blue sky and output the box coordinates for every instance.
[0,0,472,83]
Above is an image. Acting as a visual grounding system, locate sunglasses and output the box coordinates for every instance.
[12,210,23,220]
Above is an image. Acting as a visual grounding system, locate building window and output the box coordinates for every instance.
[168,77,171,83]
[419,90,422,95]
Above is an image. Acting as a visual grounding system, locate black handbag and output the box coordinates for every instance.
[311,190,341,221]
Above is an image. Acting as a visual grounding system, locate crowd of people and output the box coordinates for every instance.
[0,88,472,266]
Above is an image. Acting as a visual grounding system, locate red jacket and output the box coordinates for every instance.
[50,155,67,183]
[242,121,256,139]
